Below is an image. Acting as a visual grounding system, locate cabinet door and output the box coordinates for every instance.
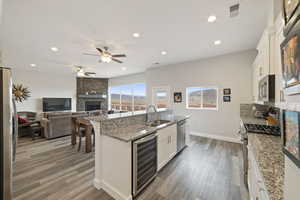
[157,130,170,171]
[169,125,177,159]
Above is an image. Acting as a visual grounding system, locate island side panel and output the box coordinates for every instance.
[102,135,132,200]
[91,121,103,189]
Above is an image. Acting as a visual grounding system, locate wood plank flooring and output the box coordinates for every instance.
[13,135,248,200]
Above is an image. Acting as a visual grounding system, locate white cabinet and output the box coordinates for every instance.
[157,124,177,171]
[273,15,285,104]
[248,145,269,200]
[256,28,275,77]
[252,25,278,103]
[157,129,170,170]
[252,57,260,102]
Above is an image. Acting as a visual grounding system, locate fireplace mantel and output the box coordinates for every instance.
[78,94,107,99]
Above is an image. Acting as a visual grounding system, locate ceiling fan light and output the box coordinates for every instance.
[101,54,112,63]
[77,71,85,76]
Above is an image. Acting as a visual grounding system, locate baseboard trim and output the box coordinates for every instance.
[93,178,102,190]
[190,132,242,144]
[94,178,132,200]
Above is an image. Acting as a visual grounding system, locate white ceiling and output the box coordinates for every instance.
[1,0,270,78]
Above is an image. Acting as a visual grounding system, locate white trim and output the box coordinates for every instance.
[93,178,102,190]
[152,86,171,109]
[109,83,147,112]
[94,179,133,200]
[186,87,219,111]
[190,131,242,144]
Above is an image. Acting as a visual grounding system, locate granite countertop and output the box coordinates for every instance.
[92,115,190,142]
[248,133,284,200]
[241,115,284,200]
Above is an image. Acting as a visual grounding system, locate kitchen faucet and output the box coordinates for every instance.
[146,105,157,124]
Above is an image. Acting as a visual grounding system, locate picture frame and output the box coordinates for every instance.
[282,110,300,168]
[280,22,300,95]
[223,96,231,102]
[174,92,182,103]
[283,0,300,36]
[223,88,231,95]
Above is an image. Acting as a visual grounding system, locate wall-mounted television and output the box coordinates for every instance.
[42,98,72,112]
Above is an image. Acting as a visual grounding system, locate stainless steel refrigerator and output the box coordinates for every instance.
[1,67,18,200]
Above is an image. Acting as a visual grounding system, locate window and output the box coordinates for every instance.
[109,83,146,112]
[186,87,218,110]
[152,86,170,110]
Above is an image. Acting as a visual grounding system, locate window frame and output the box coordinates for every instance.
[186,87,219,111]
[152,86,171,111]
[109,83,147,112]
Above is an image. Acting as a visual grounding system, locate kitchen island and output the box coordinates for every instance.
[89,111,189,200]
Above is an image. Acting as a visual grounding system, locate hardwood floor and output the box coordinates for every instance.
[13,135,248,200]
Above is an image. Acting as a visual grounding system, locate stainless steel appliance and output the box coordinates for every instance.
[1,67,18,200]
[244,124,281,136]
[177,120,186,152]
[132,133,157,197]
[258,74,275,102]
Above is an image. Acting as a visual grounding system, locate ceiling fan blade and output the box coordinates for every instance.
[112,58,123,63]
[83,53,99,57]
[85,72,96,75]
[96,48,103,53]
[112,54,126,58]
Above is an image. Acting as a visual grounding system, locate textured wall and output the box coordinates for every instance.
[76,77,108,111]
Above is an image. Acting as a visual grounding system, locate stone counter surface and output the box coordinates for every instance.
[88,113,189,142]
[247,131,284,200]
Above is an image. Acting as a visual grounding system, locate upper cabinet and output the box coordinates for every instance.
[273,15,285,104]
[256,27,275,77]
[252,14,285,104]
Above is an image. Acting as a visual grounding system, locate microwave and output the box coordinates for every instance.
[258,75,275,102]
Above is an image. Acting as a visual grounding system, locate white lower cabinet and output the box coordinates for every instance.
[248,146,269,200]
[157,124,177,171]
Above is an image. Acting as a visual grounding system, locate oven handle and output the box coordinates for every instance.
[134,133,157,144]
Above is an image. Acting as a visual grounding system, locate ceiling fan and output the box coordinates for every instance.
[84,46,126,63]
[75,66,96,77]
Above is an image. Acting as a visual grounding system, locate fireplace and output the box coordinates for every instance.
[85,101,101,111]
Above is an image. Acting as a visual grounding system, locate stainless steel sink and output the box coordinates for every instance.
[149,120,171,127]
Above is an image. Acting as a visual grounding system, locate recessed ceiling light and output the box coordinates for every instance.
[161,51,167,55]
[208,15,217,23]
[30,64,36,67]
[50,47,59,52]
[132,33,140,38]
[121,67,127,71]
[214,40,221,45]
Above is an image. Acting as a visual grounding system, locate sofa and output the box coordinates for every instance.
[41,112,89,139]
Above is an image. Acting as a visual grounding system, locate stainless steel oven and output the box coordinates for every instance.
[132,133,157,197]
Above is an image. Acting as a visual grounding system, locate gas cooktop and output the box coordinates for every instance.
[244,124,281,136]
